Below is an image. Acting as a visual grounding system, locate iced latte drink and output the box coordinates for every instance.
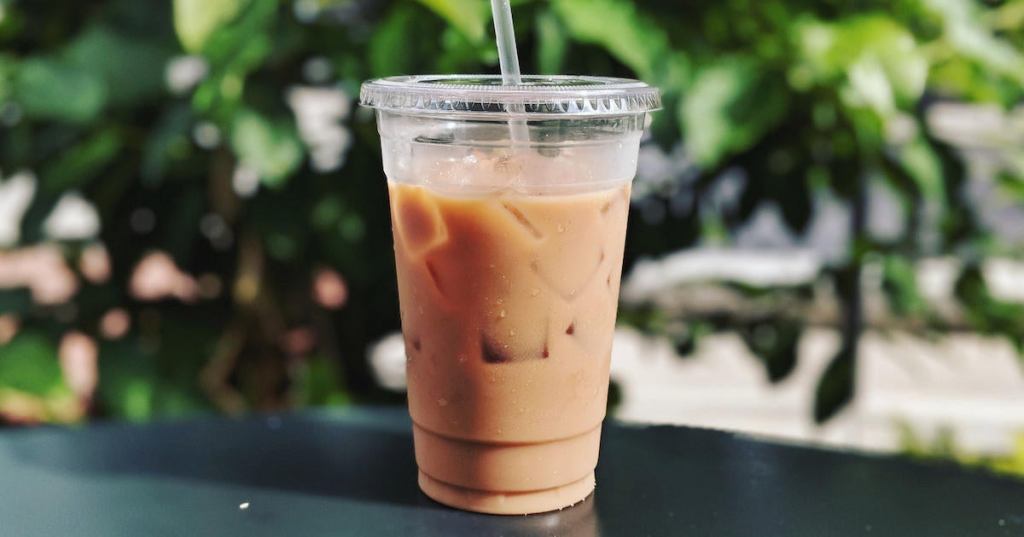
[361,75,659,514]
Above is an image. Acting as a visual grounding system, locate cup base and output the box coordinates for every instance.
[418,470,595,515]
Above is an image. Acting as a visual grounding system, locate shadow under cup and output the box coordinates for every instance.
[361,75,660,515]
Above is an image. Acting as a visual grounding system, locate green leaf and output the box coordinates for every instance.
[173,0,246,53]
[437,26,494,73]
[925,0,1024,86]
[741,320,802,383]
[291,354,350,407]
[0,53,16,103]
[416,0,488,44]
[14,58,106,122]
[188,0,275,116]
[882,256,926,317]
[899,135,946,203]
[552,0,668,79]
[536,9,568,75]
[369,6,418,77]
[995,170,1024,201]
[671,322,711,358]
[954,264,1024,337]
[929,57,1021,104]
[195,0,275,65]
[814,344,855,423]
[64,25,172,107]
[141,105,194,186]
[230,109,303,188]
[0,332,66,397]
[793,16,927,111]
[96,339,156,421]
[40,129,122,195]
[681,58,788,166]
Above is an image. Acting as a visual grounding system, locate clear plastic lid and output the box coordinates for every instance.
[360,75,660,118]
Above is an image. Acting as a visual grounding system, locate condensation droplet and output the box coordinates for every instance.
[556,224,565,233]
[499,309,506,318]
[529,288,540,297]
[437,398,448,407]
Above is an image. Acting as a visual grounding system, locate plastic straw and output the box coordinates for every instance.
[490,0,521,85]
[489,0,528,144]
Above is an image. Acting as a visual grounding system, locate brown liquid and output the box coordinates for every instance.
[388,180,630,514]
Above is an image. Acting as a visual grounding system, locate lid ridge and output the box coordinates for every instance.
[360,74,660,118]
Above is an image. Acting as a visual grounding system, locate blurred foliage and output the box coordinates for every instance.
[901,425,1024,479]
[0,0,1022,430]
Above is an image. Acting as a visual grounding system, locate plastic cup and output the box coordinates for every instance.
[360,75,660,515]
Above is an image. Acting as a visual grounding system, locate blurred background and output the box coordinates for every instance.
[1,0,1023,475]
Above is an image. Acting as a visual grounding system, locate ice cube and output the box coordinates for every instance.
[391,186,448,258]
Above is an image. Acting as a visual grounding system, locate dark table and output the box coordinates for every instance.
[2,407,1023,536]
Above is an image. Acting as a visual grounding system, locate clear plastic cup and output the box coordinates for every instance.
[360,75,660,514]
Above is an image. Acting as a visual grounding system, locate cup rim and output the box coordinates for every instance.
[360,74,661,118]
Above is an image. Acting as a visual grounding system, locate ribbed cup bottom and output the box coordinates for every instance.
[418,470,595,515]
[412,423,602,514]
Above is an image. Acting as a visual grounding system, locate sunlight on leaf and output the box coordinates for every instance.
[230,110,303,188]
[899,135,946,203]
[793,16,927,113]
[552,0,668,79]
[925,0,1024,86]
[416,0,488,44]
[681,58,787,166]
[174,0,246,53]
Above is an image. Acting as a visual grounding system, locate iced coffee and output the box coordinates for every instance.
[361,75,659,514]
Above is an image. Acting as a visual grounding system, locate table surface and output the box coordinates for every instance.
[2,407,1024,537]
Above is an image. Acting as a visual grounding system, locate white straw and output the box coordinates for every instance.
[490,0,528,145]
[490,0,522,85]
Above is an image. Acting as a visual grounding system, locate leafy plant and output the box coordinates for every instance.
[0,0,1021,428]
